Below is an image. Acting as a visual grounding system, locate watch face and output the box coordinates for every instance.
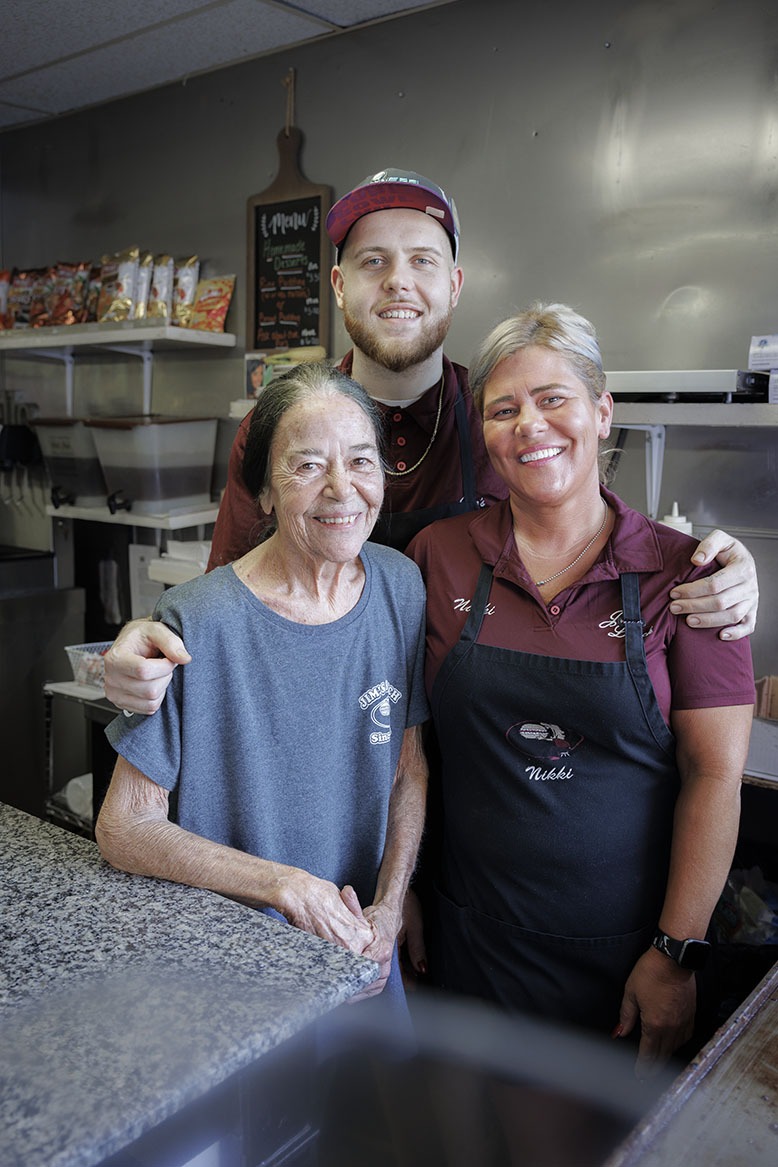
[679,939,711,970]
[653,931,712,970]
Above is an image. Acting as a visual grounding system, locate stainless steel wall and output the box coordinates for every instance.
[0,0,775,670]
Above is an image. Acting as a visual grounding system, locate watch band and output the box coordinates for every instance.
[652,928,712,970]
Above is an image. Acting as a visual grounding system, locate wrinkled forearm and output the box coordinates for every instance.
[96,758,376,953]
[96,761,295,911]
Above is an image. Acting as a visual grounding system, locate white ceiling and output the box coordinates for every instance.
[0,0,453,133]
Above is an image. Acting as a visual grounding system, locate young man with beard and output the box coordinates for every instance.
[209,169,505,564]
[104,168,758,715]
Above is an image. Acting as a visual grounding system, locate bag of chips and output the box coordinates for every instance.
[133,251,154,319]
[47,261,91,326]
[146,255,175,321]
[98,247,140,322]
[84,263,102,323]
[187,275,236,333]
[172,256,200,327]
[30,267,57,327]
[8,268,46,328]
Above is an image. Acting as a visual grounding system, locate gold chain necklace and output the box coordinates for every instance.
[533,499,609,587]
[385,376,445,477]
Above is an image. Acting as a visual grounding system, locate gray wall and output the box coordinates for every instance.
[0,0,775,671]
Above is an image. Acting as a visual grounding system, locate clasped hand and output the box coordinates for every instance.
[283,874,400,1001]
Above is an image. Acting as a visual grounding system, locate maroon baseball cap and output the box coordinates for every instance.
[326,168,460,261]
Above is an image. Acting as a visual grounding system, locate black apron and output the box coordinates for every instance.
[371,389,478,550]
[429,566,681,1032]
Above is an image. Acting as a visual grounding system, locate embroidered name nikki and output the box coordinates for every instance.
[526,765,573,782]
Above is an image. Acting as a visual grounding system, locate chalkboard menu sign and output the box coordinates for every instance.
[247,130,332,354]
[250,194,324,349]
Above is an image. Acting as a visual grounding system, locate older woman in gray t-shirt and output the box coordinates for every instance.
[98,364,429,1004]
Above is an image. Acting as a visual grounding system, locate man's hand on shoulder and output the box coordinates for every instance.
[669,530,758,641]
[104,618,191,714]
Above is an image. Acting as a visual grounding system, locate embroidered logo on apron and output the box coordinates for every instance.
[505,720,584,780]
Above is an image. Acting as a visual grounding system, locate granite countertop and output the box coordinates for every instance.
[0,803,379,1167]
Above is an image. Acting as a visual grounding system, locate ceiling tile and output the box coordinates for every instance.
[0,0,221,79]
[0,1,456,131]
[288,0,438,27]
[0,1,330,117]
[0,103,45,130]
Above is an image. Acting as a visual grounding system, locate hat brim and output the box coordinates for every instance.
[326,183,458,258]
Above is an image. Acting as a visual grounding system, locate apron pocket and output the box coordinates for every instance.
[432,885,654,1034]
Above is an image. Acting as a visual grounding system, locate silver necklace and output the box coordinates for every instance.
[385,376,445,477]
[533,499,609,587]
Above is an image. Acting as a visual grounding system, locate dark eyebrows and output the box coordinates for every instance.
[349,243,445,260]
[485,382,570,406]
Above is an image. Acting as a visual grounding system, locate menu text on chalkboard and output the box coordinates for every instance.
[249,193,328,351]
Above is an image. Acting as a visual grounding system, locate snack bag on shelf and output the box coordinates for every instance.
[147,255,175,321]
[133,251,154,319]
[172,256,199,327]
[97,247,140,322]
[187,275,236,333]
[48,260,91,326]
[8,267,46,328]
[30,266,56,327]
[84,263,102,323]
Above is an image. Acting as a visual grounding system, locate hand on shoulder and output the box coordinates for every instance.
[669,530,758,640]
[104,618,191,714]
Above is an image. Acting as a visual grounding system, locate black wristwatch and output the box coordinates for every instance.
[652,928,712,970]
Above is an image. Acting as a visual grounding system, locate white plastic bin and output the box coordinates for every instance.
[31,418,108,507]
[86,416,217,514]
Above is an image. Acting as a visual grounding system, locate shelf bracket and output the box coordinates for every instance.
[22,346,76,415]
[615,423,666,519]
[103,341,153,414]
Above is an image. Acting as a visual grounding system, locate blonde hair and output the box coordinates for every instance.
[469,302,606,413]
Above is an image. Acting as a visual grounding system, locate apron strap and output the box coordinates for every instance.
[620,572,646,671]
[620,572,675,752]
[460,563,494,644]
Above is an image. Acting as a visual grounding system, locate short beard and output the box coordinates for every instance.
[343,305,453,373]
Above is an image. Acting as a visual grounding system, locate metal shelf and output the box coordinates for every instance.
[0,320,237,351]
[44,792,93,839]
[43,681,115,839]
[610,384,777,517]
[46,503,219,530]
[0,321,236,414]
[613,403,778,427]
